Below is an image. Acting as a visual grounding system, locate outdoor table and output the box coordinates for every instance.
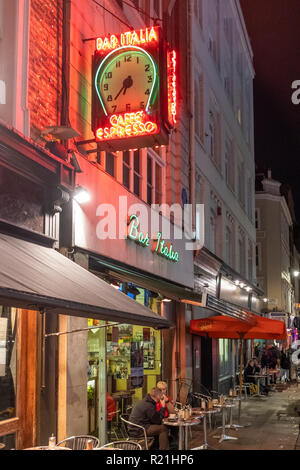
[247,375,268,398]
[191,408,220,450]
[223,397,244,430]
[213,402,238,443]
[23,446,72,450]
[0,443,5,450]
[163,417,201,450]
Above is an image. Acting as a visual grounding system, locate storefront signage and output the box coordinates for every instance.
[92,26,177,151]
[127,214,179,263]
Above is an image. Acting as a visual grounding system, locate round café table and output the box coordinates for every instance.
[213,402,238,443]
[0,443,5,450]
[191,408,220,450]
[163,417,201,450]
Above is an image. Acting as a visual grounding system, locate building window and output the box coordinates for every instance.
[122,151,130,190]
[106,152,116,178]
[238,162,245,207]
[256,243,262,271]
[209,211,216,254]
[133,150,141,197]
[238,237,246,277]
[208,36,217,64]
[194,0,203,27]
[147,154,153,205]
[248,240,253,281]
[247,177,253,221]
[255,209,261,230]
[153,0,160,17]
[224,139,234,189]
[195,77,204,141]
[155,163,162,205]
[208,111,216,159]
[225,226,232,266]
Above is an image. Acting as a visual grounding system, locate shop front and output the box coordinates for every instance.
[61,153,196,443]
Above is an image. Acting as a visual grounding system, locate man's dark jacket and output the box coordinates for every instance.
[128,394,166,436]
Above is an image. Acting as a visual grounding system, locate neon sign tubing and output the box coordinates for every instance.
[95,46,158,117]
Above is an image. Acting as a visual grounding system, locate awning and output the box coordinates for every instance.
[0,233,171,329]
[89,256,203,306]
[190,315,287,340]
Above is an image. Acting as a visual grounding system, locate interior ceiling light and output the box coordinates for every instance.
[110,283,120,290]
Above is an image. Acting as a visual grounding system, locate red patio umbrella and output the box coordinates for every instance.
[190,315,287,415]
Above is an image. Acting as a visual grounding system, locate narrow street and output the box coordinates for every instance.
[190,383,300,450]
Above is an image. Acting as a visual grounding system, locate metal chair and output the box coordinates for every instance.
[120,415,154,450]
[56,435,100,450]
[99,440,142,450]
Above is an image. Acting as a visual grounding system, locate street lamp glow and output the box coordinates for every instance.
[293,270,300,277]
[73,186,91,204]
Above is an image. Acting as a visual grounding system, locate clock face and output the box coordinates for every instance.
[95,47,159,116]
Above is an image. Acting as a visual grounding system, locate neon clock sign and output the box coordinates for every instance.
[127,214,179,263]
[92,26,177,151]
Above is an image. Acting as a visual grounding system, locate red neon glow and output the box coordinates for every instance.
[96,27,159,52]
[167,50,177,126]
[96,111,158,141]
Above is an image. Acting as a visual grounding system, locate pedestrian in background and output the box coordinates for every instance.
[280,350,291,383]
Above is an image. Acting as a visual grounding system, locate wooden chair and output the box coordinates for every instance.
[56,435,100,450]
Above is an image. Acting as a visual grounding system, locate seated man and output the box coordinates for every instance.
[128,387,169,450]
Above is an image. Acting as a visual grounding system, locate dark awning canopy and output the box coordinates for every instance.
[89,256,203,306]
[0,233,171,329]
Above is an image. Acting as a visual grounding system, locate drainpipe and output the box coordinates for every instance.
[187,0,195,234]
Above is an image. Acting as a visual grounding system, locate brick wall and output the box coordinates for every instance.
[28,0,63,139]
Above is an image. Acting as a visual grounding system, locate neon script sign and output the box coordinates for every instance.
[167,50,177,126]
[96,27,158,52]
[127,214,179,263]
[96,111,158,141]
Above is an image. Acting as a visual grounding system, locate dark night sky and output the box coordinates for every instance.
[240,0,300,222]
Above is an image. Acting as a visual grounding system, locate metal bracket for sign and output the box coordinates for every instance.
[44,322,121,338]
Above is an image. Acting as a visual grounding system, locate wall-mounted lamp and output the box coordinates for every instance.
[263,298,268,303]
[73,186,91,204]
[293,270,300,278]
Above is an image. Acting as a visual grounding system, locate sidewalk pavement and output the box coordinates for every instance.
[189,382,300,450]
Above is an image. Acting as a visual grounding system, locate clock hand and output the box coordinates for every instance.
[122,75,133,96]
[115,85,125,101]
[114,76,133,100]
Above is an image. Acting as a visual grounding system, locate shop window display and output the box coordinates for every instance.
[0,307,17,422]
[87,285,162,437]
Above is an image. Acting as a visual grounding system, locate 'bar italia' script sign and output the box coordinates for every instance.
[127,214,179,263]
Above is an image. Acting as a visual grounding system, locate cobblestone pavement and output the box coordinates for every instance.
[189,382,300,450]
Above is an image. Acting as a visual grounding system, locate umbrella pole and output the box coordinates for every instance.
[238,334,244,421]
